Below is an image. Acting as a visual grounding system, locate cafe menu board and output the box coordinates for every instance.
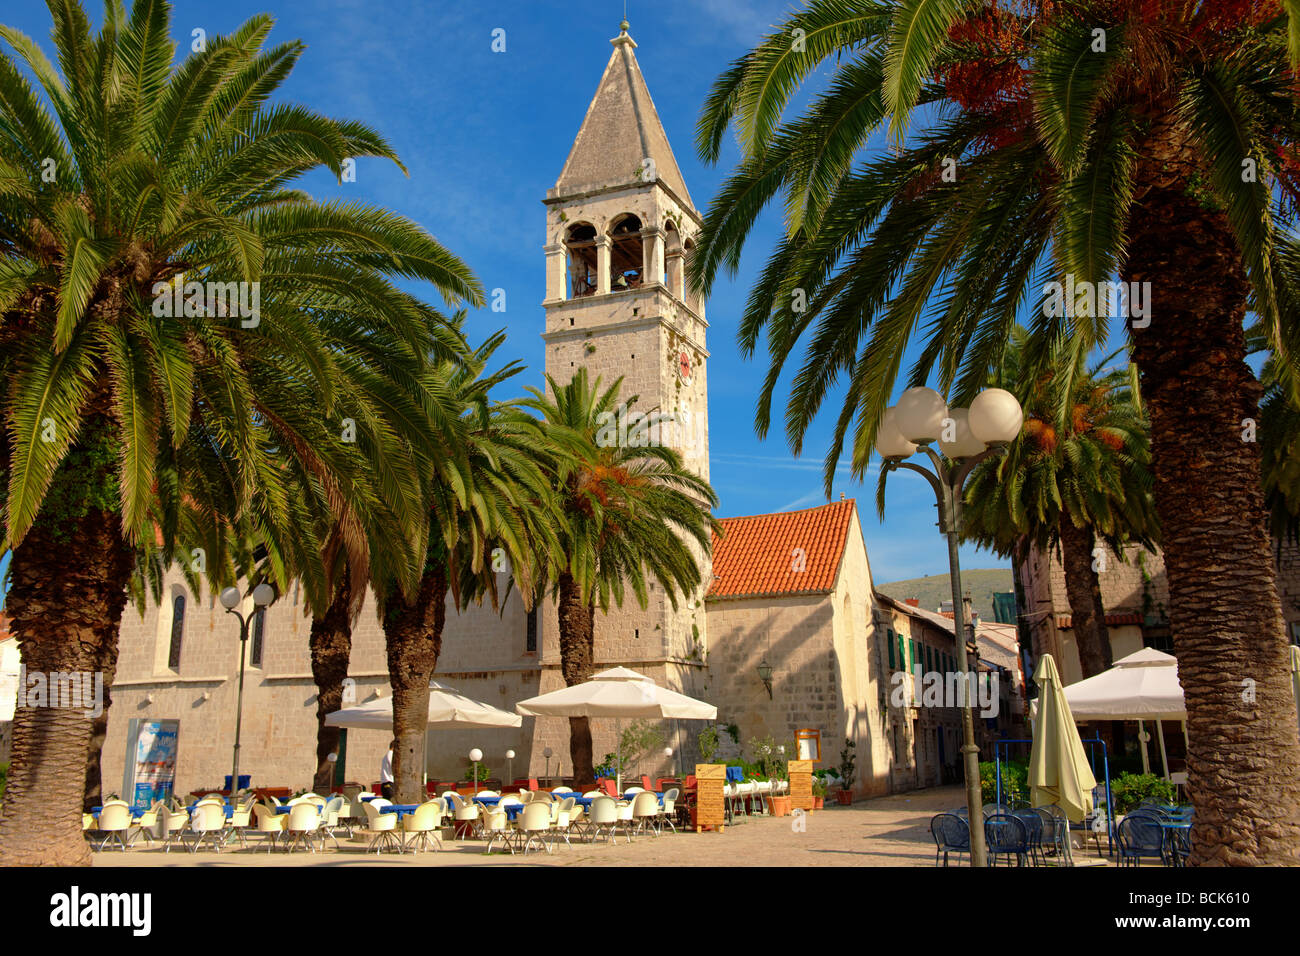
[788,759,814,811]
[122,718,180,810]
[694,763,726,832]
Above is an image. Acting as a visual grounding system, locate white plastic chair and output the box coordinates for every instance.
[587,795,620,844]
[629,791,661,839]
[283,803,321,853]
[161,807,190,852]
[552,796,578,847]
[186,802,227,853]
[362,800,402,854]
[251,804,285,851]
[401,800,444,853]
[659,788,680,834]
[481,804,514,854]
[514,801,554,854]
[94,803,133,851]
[319,795,346,846]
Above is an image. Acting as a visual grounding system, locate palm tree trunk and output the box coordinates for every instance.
[310,575,353,793]
[83,635,120,811]
[1126,178,1300,864]
[382,564,447,804]
[558,572,596,785]
[0,508,132,865]
[1058,519,1112,678]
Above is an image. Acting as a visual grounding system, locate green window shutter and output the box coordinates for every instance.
[887,629,895,669]
[898,633,906,672]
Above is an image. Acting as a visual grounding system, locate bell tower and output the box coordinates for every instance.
[541,21,709,487]
[531,22,712,777]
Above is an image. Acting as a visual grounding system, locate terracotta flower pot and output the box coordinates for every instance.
[835,789,853,806]
[766,795,792,817]
[813,796,824,810]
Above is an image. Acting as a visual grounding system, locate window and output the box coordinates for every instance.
[887,629,895,669]
[250,607,267,667]
[525,607,538,653]
[167,595,185,670]
[565,223,598,298]
[897,632,906,673]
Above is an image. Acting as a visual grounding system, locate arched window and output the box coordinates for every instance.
[609,214,643,290]
[565,223,598,298]
[250,607,267,668]
[167,594,186,670]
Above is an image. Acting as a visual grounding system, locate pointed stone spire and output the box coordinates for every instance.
[552,23,694,208]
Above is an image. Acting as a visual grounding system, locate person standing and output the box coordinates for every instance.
[380,740,395,800]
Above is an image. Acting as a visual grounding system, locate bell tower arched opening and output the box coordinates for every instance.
[609,214,644,291]
[565,222,599,299]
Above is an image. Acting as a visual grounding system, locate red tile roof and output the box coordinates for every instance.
[707,499,856,600]
[1056,612,1144,629]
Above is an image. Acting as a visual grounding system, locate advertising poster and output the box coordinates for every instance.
[123,718,180,810]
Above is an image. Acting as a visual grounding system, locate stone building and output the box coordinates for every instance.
[1017,536,1300,686]
[872,595,1029,791]
[88,24,1016,801]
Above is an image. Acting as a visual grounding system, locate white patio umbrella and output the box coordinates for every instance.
[325,680,523,730]
[514,666,716,791]
[325,680,522,785]
[1028,654,1096,822]
[1063,648,1185,779]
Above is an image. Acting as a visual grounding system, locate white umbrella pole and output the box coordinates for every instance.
[1156,720,1169,780]
[1137,720,1150,774]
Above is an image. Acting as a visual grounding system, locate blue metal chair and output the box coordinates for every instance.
[1032,805,1074,866]
[985,813,1030,867]
[1117,810,1169,866]
[1014,809,1046,865]
[930,813,970,867]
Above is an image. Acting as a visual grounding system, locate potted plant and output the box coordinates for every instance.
[835,740,856,805]
[811,776,827,810]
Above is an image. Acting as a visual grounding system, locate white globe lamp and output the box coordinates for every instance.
[219,586,241,610]
[894,387,949,443]
[937,408,987,460]
[968,388,1024,445]
[875,407,918,459]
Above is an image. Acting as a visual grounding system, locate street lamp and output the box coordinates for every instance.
[469,748,483,792]
[543,746,554,787]
[664,746,675,779]
[877,386,1023,868]
[506,749,516,785]
[219,582,276,797]
[756,659,774,699]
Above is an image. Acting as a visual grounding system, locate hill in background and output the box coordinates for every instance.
[875,569,1014,623]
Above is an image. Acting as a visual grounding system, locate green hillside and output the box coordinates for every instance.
[875,569,1013,623]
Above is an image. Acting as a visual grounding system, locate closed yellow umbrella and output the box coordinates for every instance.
[1029,654,1096,822]
[1290,646,1300,736]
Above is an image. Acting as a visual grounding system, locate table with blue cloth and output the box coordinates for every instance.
[186,803,234,818]
[725,767,745,784]
[90,806,146,819]
[384,804,420,817]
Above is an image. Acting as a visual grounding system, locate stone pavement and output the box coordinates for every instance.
[92,786,1111,867]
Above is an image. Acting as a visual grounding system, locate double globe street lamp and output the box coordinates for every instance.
[219,583,277,798]
[875,386,1024,868]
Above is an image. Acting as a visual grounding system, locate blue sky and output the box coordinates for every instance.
[0,0,1012,588]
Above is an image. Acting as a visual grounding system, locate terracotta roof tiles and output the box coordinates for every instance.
[707,499,856,600]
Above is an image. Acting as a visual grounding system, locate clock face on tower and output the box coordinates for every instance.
[678,350,692,384]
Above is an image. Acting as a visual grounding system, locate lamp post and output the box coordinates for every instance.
[469,748,483,793]
[876,386,1024,868]
[506,749,516,786]
[219,583,276,797]
[543,746,553,787]
[664,746,675,779]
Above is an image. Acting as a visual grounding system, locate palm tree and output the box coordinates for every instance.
[377,333,561,803]
[956,328,1158,677]
[0,1,479,864]
[524,370,718,784]
[690,0,1300,864]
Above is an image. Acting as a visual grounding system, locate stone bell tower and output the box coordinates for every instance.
[530,21,712,777]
